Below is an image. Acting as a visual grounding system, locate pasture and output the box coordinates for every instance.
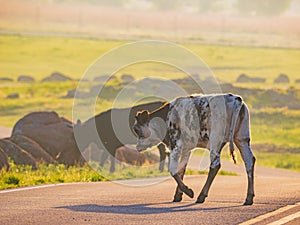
[0,34,300,176]
[1,34,300,83]
[0,160,238,190]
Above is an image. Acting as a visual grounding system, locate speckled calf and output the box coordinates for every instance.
[133,93,256,205]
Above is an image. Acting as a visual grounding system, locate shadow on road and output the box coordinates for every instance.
[56,202,242,215]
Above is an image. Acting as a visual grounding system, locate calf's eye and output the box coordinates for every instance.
[133,126,139,134]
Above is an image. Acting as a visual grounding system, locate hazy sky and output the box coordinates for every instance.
[1,0,299,47]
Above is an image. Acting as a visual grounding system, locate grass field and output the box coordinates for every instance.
[253,151,300,172]
[185,43,300,84]
[194,148,300,172]
[251,108,300,149]
[0,34,299,178]
[0,161,237,190]
[0,35,125,80]
[1,35,300,83]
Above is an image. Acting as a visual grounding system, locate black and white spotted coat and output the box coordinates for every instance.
[134,93,252,176]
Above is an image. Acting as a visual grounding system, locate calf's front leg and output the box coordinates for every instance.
[170,149,194,201]
[172,165,186,202]
[158,143,167,172]
[196,142,225,204]
[196,164,220,203]
[173,174,194,199]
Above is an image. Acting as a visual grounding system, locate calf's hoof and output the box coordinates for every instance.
[243,199,253,206]
[185,188,194,198]
[195,194,207,204]
[180,185,194,198]
[173,192,183,202]
[243,194,254,206]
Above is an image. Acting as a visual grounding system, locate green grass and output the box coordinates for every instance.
[253,151,300,172]
[251,108,300,149]
[185,168,237,176]
[0,161,238,190]
[1,34,300,84]
[184,43,300,84]
[0,81,114,127]
[193,147,300,172]
[0,162,103,190]
[0,35,125,80]
[0,161,166,190]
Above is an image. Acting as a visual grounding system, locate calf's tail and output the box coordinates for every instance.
[228,96,243,164]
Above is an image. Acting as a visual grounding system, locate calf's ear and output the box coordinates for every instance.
[136,110,149,124]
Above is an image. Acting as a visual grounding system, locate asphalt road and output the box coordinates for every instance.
[1,152,300,225]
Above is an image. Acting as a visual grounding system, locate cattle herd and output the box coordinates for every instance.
[1,93,255,205]
[0,111,84,170]
[0,104,169,172]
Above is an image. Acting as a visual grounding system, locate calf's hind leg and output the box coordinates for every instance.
[235,138,256,205]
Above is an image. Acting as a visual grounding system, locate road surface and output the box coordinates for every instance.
[1,151,300,225]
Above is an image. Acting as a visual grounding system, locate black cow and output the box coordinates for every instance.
[74,101,168,172]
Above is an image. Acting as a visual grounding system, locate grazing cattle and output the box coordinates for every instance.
[12,111,84,166]
[133,93,256,205]
[0,147,9,171]
[115,146,146,166]
[10,134,55,164]
[74,101,168,172]
[0,139,37,169]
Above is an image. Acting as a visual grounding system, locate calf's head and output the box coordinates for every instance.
[133,110,164,151]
